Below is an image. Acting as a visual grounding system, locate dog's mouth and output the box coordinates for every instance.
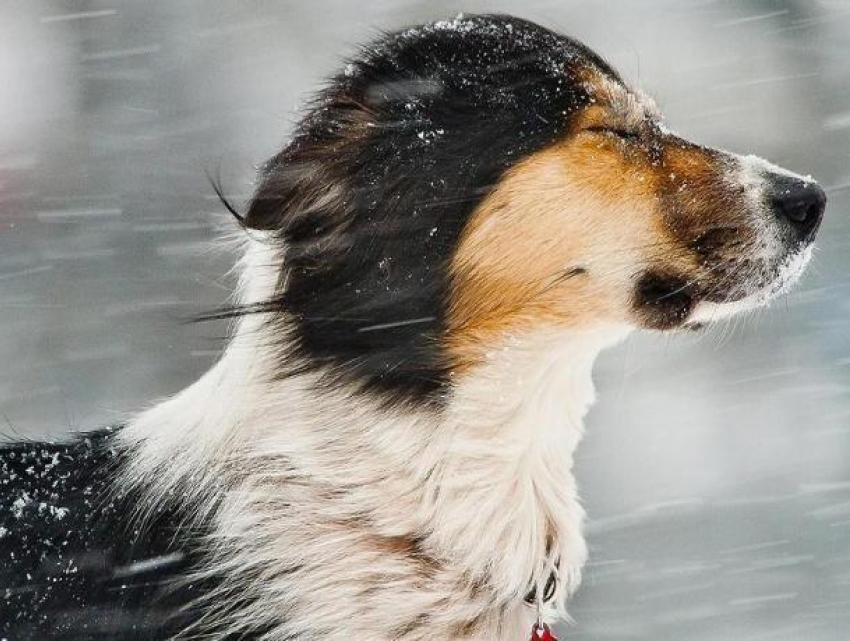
[636,240,815,331]
[680,241,814,327]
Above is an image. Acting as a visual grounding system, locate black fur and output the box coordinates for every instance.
[241,14,621,405]
[633,272,696,330]
[0,429,215,640]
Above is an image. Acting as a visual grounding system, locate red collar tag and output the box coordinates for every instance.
[530,622,558,640]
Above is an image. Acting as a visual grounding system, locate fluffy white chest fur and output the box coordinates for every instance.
[117,241,630,640]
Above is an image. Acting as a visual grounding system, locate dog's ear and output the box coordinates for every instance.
[243,91,375,234]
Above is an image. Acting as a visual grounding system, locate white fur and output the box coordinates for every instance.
[735,153,787,263]
[120,239,630,639]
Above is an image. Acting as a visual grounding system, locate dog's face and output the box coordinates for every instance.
[450,66,826,347]
[243,14,825,402]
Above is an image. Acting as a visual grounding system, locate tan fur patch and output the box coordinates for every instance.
[447,134,659,370]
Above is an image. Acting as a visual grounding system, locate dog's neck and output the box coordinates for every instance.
[425,325,628,605]
[120,239,629,636]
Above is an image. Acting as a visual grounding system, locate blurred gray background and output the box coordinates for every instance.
[1,0,849,638]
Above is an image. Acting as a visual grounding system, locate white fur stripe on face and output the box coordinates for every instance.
[735,152,815,225]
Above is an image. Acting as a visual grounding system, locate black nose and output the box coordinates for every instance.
[768,175,826,242]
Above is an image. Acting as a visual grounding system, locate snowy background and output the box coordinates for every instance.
[1,1,849,638]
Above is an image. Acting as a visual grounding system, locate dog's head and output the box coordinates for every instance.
[242,14,825,403]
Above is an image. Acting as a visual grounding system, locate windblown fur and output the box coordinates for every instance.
[1,13,825,641]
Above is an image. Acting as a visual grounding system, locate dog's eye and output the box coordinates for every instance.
[587,126,641,142]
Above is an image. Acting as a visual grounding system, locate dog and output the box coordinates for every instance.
[0,14,826,641]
